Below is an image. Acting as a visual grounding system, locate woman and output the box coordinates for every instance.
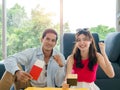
[64,28,115,90]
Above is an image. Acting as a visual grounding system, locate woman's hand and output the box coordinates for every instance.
[62,81,69,88]
[99,42,105,54]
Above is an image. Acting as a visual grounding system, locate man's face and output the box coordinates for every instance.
[41,33,57,51]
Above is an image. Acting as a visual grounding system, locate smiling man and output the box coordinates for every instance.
[0,28,66,90]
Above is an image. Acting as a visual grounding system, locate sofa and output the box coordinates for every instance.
[0,61,5,80]
[63,32,120,90]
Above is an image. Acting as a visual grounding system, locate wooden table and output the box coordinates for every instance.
[25,87,89,90]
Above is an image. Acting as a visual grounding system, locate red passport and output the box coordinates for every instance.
[30,60,44,80]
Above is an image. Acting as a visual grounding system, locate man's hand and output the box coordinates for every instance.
[53,55,64,67]
[15,70,33,82]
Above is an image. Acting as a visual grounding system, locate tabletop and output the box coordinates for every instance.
[25,87,89,90]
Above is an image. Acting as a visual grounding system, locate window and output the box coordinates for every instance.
[0,1,2,60]
[0,0,116,60]
[6,0,60,57]
[63,0,116,33]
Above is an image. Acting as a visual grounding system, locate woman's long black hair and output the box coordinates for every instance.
[72,28,97,71]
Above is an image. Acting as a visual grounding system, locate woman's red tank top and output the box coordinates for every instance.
[72,59,98,82]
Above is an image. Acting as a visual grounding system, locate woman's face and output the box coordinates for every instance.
[76,34,92,51]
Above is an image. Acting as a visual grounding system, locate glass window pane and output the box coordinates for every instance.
[63,0,116,32]
[0,1,2,60]
[6,0,60,56]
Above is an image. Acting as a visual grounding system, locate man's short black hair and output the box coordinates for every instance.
[42,28,58,41]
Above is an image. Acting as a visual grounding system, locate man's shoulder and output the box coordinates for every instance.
[21,47,40,55]
[25,47,40,51]
[53,49,65,59]
[53,49,63,55]
[24,47,36,52]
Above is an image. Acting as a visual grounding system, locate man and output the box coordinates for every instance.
[0,28,66,90]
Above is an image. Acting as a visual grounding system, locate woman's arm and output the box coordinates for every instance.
[65,55,74,80]
[97,42,115,78]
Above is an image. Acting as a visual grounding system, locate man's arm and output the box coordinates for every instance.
[54,53,66,87]
[4,48,34,75]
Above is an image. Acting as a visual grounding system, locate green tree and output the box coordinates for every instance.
[90,25,115,40]
[7,4,28,55]
[6,4,55,56]
[0,4,2,22]
[7,3,27,28]
[30,5,53,43]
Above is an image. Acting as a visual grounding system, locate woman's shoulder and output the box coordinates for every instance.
[67,54,74,63]
[67,54,74,59]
